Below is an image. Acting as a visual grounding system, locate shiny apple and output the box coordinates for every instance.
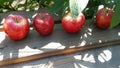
[96,7,114,29]
[33,13,54,36]
[62,12,85,33]
[3,14,30,40]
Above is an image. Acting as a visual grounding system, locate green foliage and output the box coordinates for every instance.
[0,0,14,6]
[110,0,120,28]
[0,0,14,12]
[0,0,40,12]
[38,0,54,7]
[48,0,66,14]
[84,0,102,18]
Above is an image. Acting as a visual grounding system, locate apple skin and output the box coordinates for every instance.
[33,13,54,36]
[62,12,85,33]
[3,14,30,40]
[96,7,114,29]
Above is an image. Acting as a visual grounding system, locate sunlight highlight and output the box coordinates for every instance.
[10,53,13,59]
[0,32,6,44]
[1,18,5,24]
[32,13,37,18]
[74,63,79,68]
[118,32,120,36]
[118,65,120,68]
[22,61,54,68]
[28,18,31,23]
[41,42,65,49]
[74,54,95,63]
[88,28,92,32]
[99,40,102,43]
[87,28,92,36]
[74,55,82,60]
[79,40,86,46]
[82,54,95,63]
[84,33,88,38]
[74,63,89,68]
[19,46,43,57]
[98,50,112,63]
[0,54,3,61]
[79,64,89,68]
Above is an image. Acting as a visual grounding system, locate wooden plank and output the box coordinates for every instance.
[0,39,120,66]
[0,10,120,67]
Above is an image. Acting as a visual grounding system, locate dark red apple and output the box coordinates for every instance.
[33,13,54,36]
[3,14,30,40]
[96,7,114,29]
[62,12,85,33]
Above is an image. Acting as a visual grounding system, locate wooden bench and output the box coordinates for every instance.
[0,10,120,68]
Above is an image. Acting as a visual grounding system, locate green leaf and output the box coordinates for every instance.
[110,0,120,28]
[0,0,14,6]
[69,0,89,18]
[62,1,69,16]
[48,0,64,14]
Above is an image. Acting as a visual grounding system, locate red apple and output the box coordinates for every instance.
[3,14,30,40]
[62,12,85,33]
[96,7,114,29]
[33,13,54,36]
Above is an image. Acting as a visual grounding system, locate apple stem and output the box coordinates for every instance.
[40,16,45,20]
[15,18,19,23]
[104,7,113,14]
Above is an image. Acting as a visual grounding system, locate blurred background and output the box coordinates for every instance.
[0,0,115,19]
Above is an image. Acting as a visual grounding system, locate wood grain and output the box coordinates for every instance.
[0,39,120,67]
[0,9,120,67]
